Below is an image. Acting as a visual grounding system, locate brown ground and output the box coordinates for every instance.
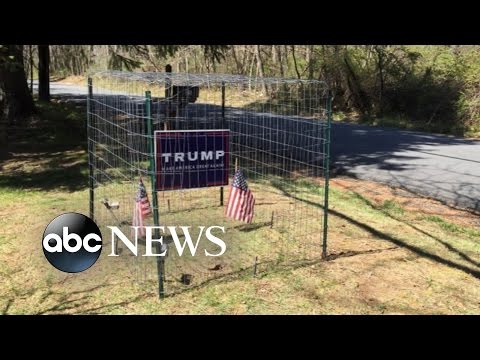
[332,177,480,228]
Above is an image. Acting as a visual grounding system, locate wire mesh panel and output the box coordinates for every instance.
[87,71,331,297]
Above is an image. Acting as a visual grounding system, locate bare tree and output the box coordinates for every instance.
[306,45,314,79]
[291,45,301,79]
[0,45,35,144]
[38,45,50,102]
[255,45,267,94]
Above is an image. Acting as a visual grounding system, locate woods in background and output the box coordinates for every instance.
[2,45,480,143]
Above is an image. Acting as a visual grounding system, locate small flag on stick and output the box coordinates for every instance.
[132,177,152,237]
[225,170,255,224]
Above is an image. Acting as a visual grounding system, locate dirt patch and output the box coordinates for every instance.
[331,177,480,228]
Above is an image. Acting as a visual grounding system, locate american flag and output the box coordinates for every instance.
[225,170,255,224]
[132,177,152,237]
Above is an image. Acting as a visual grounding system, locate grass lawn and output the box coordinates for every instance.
[1,101,480,314]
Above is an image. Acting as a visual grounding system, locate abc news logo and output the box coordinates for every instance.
[42,212,226,273]
[42,213,103,273]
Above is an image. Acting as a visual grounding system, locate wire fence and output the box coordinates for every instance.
[87,71,331,298]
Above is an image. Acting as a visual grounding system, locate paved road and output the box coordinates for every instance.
[31,80,129,103]
[331,124,480,212]
[38,81,480,212]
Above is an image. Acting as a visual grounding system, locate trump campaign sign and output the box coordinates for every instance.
[154,130,230,191]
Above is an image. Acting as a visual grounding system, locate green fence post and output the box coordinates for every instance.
[87,77,95,221]
[322,91,332,259]
[145,91,165,299]
[220,81,226,206]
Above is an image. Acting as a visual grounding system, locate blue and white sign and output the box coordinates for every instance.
[154,130,230,191]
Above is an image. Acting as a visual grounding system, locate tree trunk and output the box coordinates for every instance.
[240,46,248,74]
[291,45,301,79]
[29,45,33,94]
[344,55,370,115]
[231,46,242,74]
[254,45,267,94]
[0,45,36,144]
[248,48,255,91]
[306,45,314,79]
[193,50,198,72]
[375,46,385,117]
[276,46,285,78]
[38,45,50,102]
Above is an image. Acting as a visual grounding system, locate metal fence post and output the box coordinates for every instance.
[145,90,165,299]
[220,81,226,206]
[87,77,95,221]
[322,91,332,259]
